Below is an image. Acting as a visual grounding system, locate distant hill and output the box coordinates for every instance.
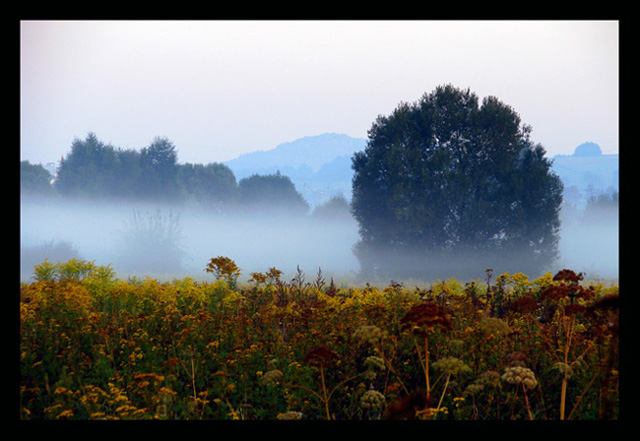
[224,133,366,207]
[225,133,366,174]
[224,136,618,209]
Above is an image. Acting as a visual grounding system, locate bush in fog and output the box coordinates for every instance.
[115,209,186,274]
[21,240,81,280]
[311,194,353,221]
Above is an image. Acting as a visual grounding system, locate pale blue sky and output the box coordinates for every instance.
[20,20,619,165]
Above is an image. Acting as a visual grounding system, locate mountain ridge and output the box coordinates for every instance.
[223,134,618,208]
[224,133,367,174]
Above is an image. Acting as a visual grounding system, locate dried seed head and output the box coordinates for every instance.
[303,346,338,368]
[501,366,537,389]
[259,369,283,386]
[400,301,452,337]
[432,357,471,376]
[360,390,386,411]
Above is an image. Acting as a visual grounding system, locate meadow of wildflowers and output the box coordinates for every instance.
[20,258,619,420]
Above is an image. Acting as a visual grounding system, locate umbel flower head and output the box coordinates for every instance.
[259,369,283,386]
[501,366,538,389]
[364,356,385,371]
[353,325,388,346]
[360,390,386,411]
[432,357,471,376]
[400,301,452,337]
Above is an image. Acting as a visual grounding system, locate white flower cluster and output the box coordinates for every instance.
[364,355,385,371]
[360,390,386,411]
[432,357,471,375]
[501,366,538,389]
[463,370,502,396]
[363,355,386,380]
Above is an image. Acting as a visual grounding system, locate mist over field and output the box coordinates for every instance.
[19,196,360,283]
[20,193,618,284]
[557,205,619,281]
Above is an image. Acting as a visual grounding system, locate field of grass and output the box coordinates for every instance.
[19,258,619,420]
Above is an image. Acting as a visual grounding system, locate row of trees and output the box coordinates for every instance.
[21,133,310,214]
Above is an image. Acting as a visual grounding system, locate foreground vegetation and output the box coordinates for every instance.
[20,258,619,420]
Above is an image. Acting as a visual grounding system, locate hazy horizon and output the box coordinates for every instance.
[21,20,619,165]
[20,193,619,284]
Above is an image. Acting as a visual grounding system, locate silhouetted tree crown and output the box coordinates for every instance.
[351,85,563,279]
[238,171,309,215]
[178,162,238,208]
[52,133,240,207]
[55,133,119,198]
[138,137,180,201]
[20,160,55,196]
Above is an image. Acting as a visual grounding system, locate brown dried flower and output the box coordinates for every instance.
[303,346,338,368]
[509,295,540,314]
[400,301,452,337]
[553,269,583,284]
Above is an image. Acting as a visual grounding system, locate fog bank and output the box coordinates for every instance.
[20,196,618,284]
[20,196,360,282]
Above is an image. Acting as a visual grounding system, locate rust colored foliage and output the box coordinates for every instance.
[541,270,596,304]
[400,301,452,337]
[553,269,584,284]
[383,390,430,420]
[303,346,338,368]
[509,295,540,314]
[587,293,620,337]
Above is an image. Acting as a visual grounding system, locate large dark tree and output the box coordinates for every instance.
[351,85,563,280]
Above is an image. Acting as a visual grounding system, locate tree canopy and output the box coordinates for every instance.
[29,132,310,214]
[351,85,563,279]
[238,171,309,215]
[20,160,55,196]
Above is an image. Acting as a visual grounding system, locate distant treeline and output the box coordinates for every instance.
[21,132,324,215]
